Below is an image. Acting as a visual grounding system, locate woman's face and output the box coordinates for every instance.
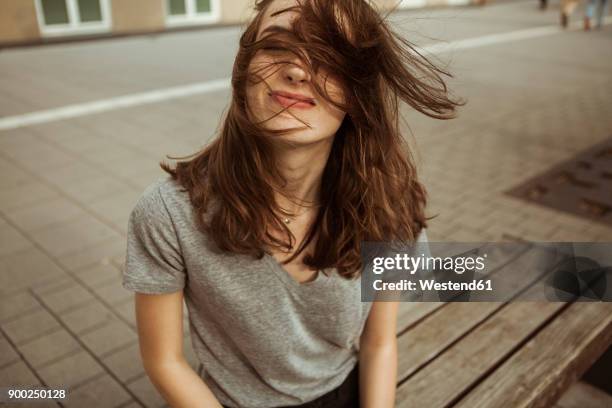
[246,0,347,145]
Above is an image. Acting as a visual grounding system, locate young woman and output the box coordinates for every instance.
[123,0,462,407]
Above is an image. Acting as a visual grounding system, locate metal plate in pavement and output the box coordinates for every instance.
[506,137,612,226]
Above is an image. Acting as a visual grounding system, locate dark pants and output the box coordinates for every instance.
[222,363,360,408]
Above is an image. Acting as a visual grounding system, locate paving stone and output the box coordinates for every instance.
[39,283,95,315]
[112,252,127,270]
[60,174,134,205]
[0,291,40,322]
[94,277,133,305]
[29,215,122,258]
[64,373,132,408]
[2,309,60,345]
[118,401,141,408]
[0,128,38,151]
[0,157,35,190]
[3,141,77,176]
[0,247,67,296]
[127,375,166,408]
[80,320,137,357]
[102,342,145,383]
[0,181,59,213]
[0,360,41,387]
[446,225,488,242]
[128,170,163,192]
[86,190,141,232]
[594,229,612,241]
[0,223,32,257]
[3,197,88,233]
[39,161,108,187]
[57,238,127,273]
[2,398,61,407]
[37,350,104,389]
[30,276,75,296]
[18,329,81,368]
[81,142,143,164]
[0,333,20,367]
[101,155,163,181]
[60,301,116,334]
[114,299,137,328]
[33,121,110,154]
[77,263,122,288]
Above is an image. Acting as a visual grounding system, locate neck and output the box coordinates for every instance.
[271,138,334,214]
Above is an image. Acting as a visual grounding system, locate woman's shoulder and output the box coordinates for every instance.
[131,175,194,227]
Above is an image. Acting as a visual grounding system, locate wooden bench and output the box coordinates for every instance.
[392,242,612,407]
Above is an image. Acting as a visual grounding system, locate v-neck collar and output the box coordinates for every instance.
[263,252,332,290]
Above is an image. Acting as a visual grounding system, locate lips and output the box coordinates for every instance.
[269,90,316,109]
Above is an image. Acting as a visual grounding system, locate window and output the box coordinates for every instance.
[400,0,469,6]
[35,0,111,36]
[165,0,220,26]
[399,0,428,8]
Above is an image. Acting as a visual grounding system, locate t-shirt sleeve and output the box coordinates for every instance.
[123,182,186,294]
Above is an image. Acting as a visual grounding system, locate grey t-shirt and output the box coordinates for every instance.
[122,176,375,408]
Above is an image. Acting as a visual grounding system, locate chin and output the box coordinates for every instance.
[270,126,334,146]
[275,130,323,144]
[253,112,340,145]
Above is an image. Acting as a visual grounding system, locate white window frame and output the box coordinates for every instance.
[399,0,428,8]
[164,0,221,27]
[34,0,112,37]
[400,0,470,7]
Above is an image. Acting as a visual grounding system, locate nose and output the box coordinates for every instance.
[282,62,311,85]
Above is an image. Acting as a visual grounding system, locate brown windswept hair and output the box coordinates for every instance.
[161,0,465,278]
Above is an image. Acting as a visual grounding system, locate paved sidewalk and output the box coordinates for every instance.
[1,1,611,407]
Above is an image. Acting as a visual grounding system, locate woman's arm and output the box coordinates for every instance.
[358,300,400,408]
[135,291,223,408]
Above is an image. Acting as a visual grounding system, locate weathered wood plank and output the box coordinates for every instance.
[395,240,534,334]
[397,302,446,334]
[397,302,501,381]
[395,301,565,408]
[395,243,557,383]
[454,302,612,408]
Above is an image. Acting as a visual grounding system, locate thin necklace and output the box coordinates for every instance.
[281,204,321,225]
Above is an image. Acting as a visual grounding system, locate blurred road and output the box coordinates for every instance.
[0,0,611,407]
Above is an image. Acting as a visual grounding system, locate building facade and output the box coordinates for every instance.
[0,0,471,47]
